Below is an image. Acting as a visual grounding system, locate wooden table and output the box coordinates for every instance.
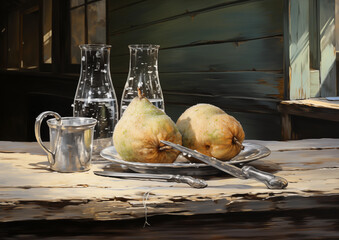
[1,139,339,239]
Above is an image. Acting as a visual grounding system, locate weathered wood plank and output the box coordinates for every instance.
[247,138,339,151]
[162,72,284,99]
[108,0,145,12]
[109,0,283,35]
[110,37,284,73]
[164,92,279,115]
[310,69,320,97]
[257,148,339,171]
[113,72,284,99]
[284,0,310,100]
[289,44,310,99]
[1,203,339,239]
[281,113,292,140]
[108,0,284,56]
[115,85,281,117]
[278,98,339,121]
[163,94,279,114]
[318,0,337,97]
[109,0,242,32]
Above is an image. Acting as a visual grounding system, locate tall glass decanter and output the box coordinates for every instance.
[121,44,164,116]
[73,44,118,155]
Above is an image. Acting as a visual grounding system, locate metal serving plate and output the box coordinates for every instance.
[100,142,270,176]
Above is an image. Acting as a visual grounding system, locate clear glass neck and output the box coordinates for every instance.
[128,44,159,73]
[79,44,111,86]
[121,44,164,116]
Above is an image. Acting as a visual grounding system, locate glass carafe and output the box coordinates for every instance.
[73,44,118,156]
[121,44,164,116]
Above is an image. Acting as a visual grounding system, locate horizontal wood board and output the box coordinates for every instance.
[112,71,284,99]
[109,0,243,32]
[109,0,283,56]
[111,37,283,73]
[279,98,339,122]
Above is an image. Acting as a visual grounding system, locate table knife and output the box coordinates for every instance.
[94,171,208,189]
[161,140,288,189]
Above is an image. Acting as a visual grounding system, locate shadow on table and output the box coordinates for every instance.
[29,161,53,172]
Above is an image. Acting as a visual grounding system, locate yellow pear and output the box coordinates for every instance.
[176,104,245,161]
[113,89,182,163]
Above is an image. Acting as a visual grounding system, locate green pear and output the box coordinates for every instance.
[176,104,245,161]
[113,90,182,163]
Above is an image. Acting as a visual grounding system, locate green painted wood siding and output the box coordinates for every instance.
[108,0,284,140]
[285,0,337,99]
[284,0,310,100]
[319,0,337,96]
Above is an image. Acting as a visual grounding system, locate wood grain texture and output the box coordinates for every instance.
[284,0,310,100]
[318,0,337,97]
[112,72,284,99]
[1,203,339,239]
[109,0,283,50]
[281,113,292,140]
[279,98,339,121]
[310,69,320,97]
[163,94,279,114]
[109,0,243,33]
[0,140,338,222]
[108,0,145,12]
[111,37,284,73]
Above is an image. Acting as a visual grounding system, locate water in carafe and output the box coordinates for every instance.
[121,98,164,115]
[73,98,117,139]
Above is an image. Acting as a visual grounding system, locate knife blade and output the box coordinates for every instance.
[94,171,208,189]
[160,140,288,189]
[161,141,247,179]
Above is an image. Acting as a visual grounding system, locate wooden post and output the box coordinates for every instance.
[283,0,310,100]
[281,113,292,140]
[318,0,337,97]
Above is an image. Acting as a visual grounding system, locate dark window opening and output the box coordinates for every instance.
[69,0,106,64]
[0,0,106,73]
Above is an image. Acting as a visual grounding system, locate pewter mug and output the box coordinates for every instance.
[35,111,97,172]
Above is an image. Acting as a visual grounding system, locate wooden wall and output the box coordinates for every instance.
[318,0,337,96]
[285,0,337,99]
[108,0,284,140]
[284,0,310,100]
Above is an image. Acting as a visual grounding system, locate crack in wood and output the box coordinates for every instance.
[110,0,262,35]
[276,147,339,152]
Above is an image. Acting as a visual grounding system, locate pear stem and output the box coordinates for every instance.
[233,137,244,150]
[137,87,145,99]
[159,146,172,151]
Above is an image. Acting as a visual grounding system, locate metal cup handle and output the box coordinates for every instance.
[35,111,62,165]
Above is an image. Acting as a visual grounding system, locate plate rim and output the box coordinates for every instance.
[100,142,271,168]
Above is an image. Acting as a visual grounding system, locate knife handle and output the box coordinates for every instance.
[242,166,288,189]
[170,175,208,189]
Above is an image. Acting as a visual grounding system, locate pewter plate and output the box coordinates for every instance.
[100,142,270,176]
